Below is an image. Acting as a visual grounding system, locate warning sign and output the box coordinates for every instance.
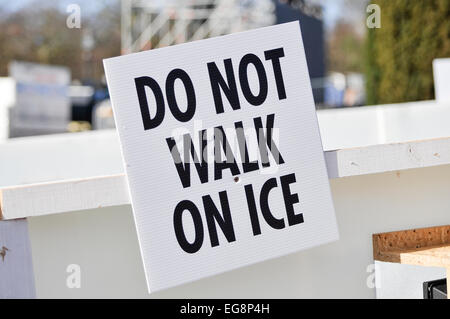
[104,21,338,293]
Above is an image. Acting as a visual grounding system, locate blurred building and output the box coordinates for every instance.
[121,0,276,53]
[274,0,325,103]
[121,0,325,102]
[1,61,71,139]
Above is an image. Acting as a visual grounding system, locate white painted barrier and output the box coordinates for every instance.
[0,58,449,298]
[2,98,450,298]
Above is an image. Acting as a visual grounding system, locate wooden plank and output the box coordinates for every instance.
[0,174,130,220]
[0,219,35,298]
[373,225,450,264]
[326,136,450,178]
[373,225,450,299]
[0,189,3,220]
[374,244,450,268]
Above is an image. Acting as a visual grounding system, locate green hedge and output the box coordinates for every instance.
[365,0,450,105]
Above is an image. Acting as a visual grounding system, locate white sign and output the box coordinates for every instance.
[104,22,338,293]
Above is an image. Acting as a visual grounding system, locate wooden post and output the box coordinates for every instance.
[0,219,36,298]
[373,225,450,299]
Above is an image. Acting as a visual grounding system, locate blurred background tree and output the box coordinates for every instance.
[327,20,365,73]
[366,0,450,105]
